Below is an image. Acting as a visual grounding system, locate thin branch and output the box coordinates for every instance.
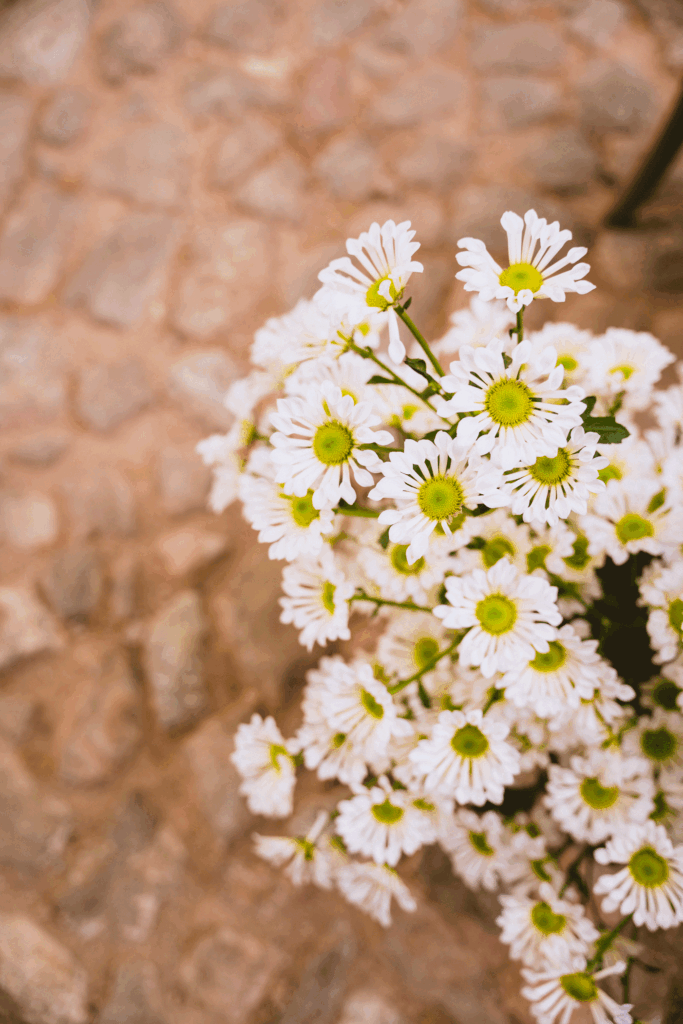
[388,636,463,695]
[395,306,445,376]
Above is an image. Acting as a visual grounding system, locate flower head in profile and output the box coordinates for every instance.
[456,209,595,313]
[253,811,334,889]
[521,957,632,1024]
[231,713,297,818]
[317,220,423,364]
[440,808,525,891]
[336,859,417,927]
[369,432,509,564]
[279,550,354,651]
[438,339,586,470]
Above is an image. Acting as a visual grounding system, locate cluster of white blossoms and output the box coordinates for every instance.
[199,211,683,1024]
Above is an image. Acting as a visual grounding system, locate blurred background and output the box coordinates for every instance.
[0,0,682,1022]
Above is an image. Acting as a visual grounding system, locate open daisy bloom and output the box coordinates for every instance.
[317,220,423,364]
[521,957,632,1024]
[456,209,595,313]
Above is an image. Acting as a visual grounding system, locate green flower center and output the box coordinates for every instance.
[469,830,494,856]
[531,858,552,882]
[482,536,516,568]
[485,378,534,427]
[668,599,683,635]
[560,973,597,1003]
[563,534,590,571]
[290,491,320,528]
[531,902,566,935]
[269,744,289,772]
[610,364,634,380]
[413,798,435,812]
[652,678,682,712]
[361,688,385,719]
[598,463,622,484]
[332,732,346,748]
[294,837,316,860]
[417,475,465,522]
[390,543,425,575]
[322,581,336,614]
[629,846,669,887]
[557,354,578,372]
[451,723,489,758]
[371,799,404,825]
[413,636,440,670]
[615,513,653,544]
[499,262,544,295]
[366,274,400,310]
[313,421,354,465]
[476,594,517,635]
[640,726,677,762]
[651,790,672,823]
[529,449,571,486]
[530,641,567,673]
[527,544,551,572]
[580,777,619,810]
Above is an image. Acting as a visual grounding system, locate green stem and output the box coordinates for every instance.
[388,637,462,695]
[608,390,625,416]
[515,308,524,343]
[349,589,432,614]
[395,307,444,376]
[587,914,633,971]
[333,505,380,518]
[345,339,439,413]
[559,844,592,898]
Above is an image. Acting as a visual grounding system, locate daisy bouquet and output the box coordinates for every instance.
[198,210,683,1024]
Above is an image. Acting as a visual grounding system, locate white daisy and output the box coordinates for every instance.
[660,446,683,501]
[279,550,354,651]
[527,322,595,390]
[432,296,514,357]
[360,530,461,605]
[544,750,654,845]
[251,297,348,373]
[639,561,683,665]
[500,623,607,717]
[196,419,255,513]
[640,670,683,713]
[240,475,335,562]
[549,674,635,748]
[231,713,297,818]
[440,808,523,891]
[589,328,674,413]
[497,881,599,967]
[594,820,683,930]
[253,811,334,889]
[434,558,561,678]
[580,476,683,566]
[503,427,607,527]
[526,520,578,577]
[591,432,655,492]
[653,370,683,437]
[622,708,683,774]
[438,339,586,470]
[521,957,632,1024]
[284,350,375,402]
[369,432,509,564]
[452,508,533,575]
[270,381,392,510]
[456,209,595,313]
[409,708,520,805]
[336,859,417,927]
[335,776,436,866]
[376,612,453,687]
[316,219,423,364]
[293,719,371,788]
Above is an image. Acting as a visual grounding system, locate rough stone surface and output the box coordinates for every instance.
[0,693,37,742]
[58,648,141,786]
[391,134,473,192]
[310,0,379,45]
[314,133,393,202]
[369,68,467,128]
[0,916,88,1024]
[40,547,104,620]
[482,76,562,128]
[183,717,250,841]
[156,527,228,576]
[280,938,355,1024]
[0,0,89,86]
[0,93,33,211]
[0,317,66,429]
[295,56,353,135]
[381,0,462,57]
[580,61,655,133]
[144,590,209,731]
[528,127,599,193]
[236,154,308,223]
[167,350,236,429]
[66,214,180,329]
[180,927,284,1020]
[92,124,190,209]
[0,738,71,871]
[337,990,405,1024]
[100,2,185,83]
[570,0,625,46]
[38,90,90,146]
[185,67,287,120]
[157,445,211,516]
[0,183,80,304]
[61,469,136,538]
[205,0,284,53]
[472,23,566,74]
[0,588,62,673]
[0,491,59,550]
[8,431,71,467]
[98,962,166,1024]
[211,117,281,190]
[76,360,153,432]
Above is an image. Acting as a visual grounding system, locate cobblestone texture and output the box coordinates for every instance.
[0,0,681,1021]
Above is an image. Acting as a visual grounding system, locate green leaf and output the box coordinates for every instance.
[417,681,432,709]
[583,395,597,416]
[647,488,666,514]
[378,527,391,550]
[402,296,412,311]
[405,357,437,385]
[367,374,399,386]
[582,416,630,444]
